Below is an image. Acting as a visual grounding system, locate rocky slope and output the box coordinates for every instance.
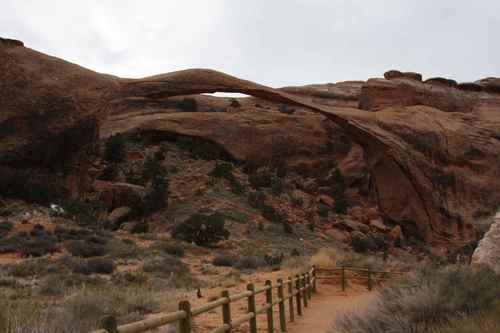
[2,37,500,245]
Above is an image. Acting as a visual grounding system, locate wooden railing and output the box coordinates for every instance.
[93,265,403,333]
[315,265,405,291]
[93,267,317,333]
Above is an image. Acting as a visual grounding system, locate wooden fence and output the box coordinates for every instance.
[93,265,403,333]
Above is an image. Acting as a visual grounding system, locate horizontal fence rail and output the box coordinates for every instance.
[93,265,402,333]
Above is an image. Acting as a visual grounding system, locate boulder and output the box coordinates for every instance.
[94,181,147,210]
[369,218,388,232]
[424,77,458,88]
[336,218,370,234]
[325,229,350,243]
[318,195,335,208]
[107,207,132,225]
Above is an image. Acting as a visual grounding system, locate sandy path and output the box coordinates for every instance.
[286,283,377,333]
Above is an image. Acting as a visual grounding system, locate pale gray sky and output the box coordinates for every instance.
[2,0,499,87]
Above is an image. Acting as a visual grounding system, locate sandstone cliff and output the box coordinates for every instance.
[2,37,500,245]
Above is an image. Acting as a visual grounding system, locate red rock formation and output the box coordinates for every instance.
[2,38,500,245]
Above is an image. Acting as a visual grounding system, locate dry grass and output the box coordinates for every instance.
[310,247,337,268]
[0,286,178,333]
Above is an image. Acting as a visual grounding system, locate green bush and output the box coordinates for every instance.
[143,171,169,215]
[72,258,115,275]
[177,97,198,112]
[209,162,234,179]
[66,240,106,258]
[230,99,241,108]
[105,134,126,163]
[172,213,230,247]
[248,190,266,209]
[332,166,347,214]
[212,254,236,267]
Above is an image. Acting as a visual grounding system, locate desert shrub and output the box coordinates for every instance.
[72,257,115,275]
[290,195,303,207]
[260,204,283,224]
[333,265,500,333]
[99,163,119,181]
[142,255,196,288]
[317,203,330,217]
[105,133,126,163]
[58,199,104,227]
[212,254,236,267]
[432,302,500,333]
[331,166,347,214]
[0,221,13,237]
[0,234,26,253]
[143,169,169,215]
[172,213,230,247]
[66,240,106,258]
[311,248,337,268]
[270,175,284,196]
[230,99,241,108]
[177,97,198,112]
[209,162,234,179]
[350,232,377,253]
[130,223,149,234]
[152,241,185,257]
[248,190,266,209]
[142,154,163,183]
[279,104,294,114]
[220,210,249,224]
[20,235,58,257]
[235,256,265,270]
[106,238,139,259]
[281,256,310,274]
[7,258,50,277]
[248,169,273,189]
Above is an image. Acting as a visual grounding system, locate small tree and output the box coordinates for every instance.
[144,170,169,214]
[332,166,347,214]
[172,213,230,247]
[105,134,126,163]
[230,99,241,108]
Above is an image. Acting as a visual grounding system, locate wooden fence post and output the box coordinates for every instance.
[306,272,312,300]
[221,290,232,332]
[277,278,286,332]
[341,265,346,292]
[265,280,274,333]
[367,269,373,291]
[247,283,258,333]
[178,300,192,333]
[312,265,317,293]
[288,276,295,322]
[302,274,308,308]
[100,315,118,333]
[295,275,302,316]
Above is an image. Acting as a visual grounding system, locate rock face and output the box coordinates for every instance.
[472,212,500,274]
[2,38,500,245]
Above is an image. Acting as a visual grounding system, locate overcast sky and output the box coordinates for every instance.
[2,1,499,87]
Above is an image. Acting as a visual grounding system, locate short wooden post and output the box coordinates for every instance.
[178,300,192,333]
[367,269,373,291]
[312,265,317,293]
[221,290,232,332]
[302,274,308,308]
[265,280,274,333]
[341,265,346,292]
[306,272,312,300]
[295,275,302,316]
[247,283,258,333]
[277,278,286,332]
[100,315,118,333]
[288,276,295,322]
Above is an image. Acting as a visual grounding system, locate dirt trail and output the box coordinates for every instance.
[286,283,377,333]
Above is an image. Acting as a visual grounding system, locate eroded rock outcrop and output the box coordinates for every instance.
[2,38,500,245]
